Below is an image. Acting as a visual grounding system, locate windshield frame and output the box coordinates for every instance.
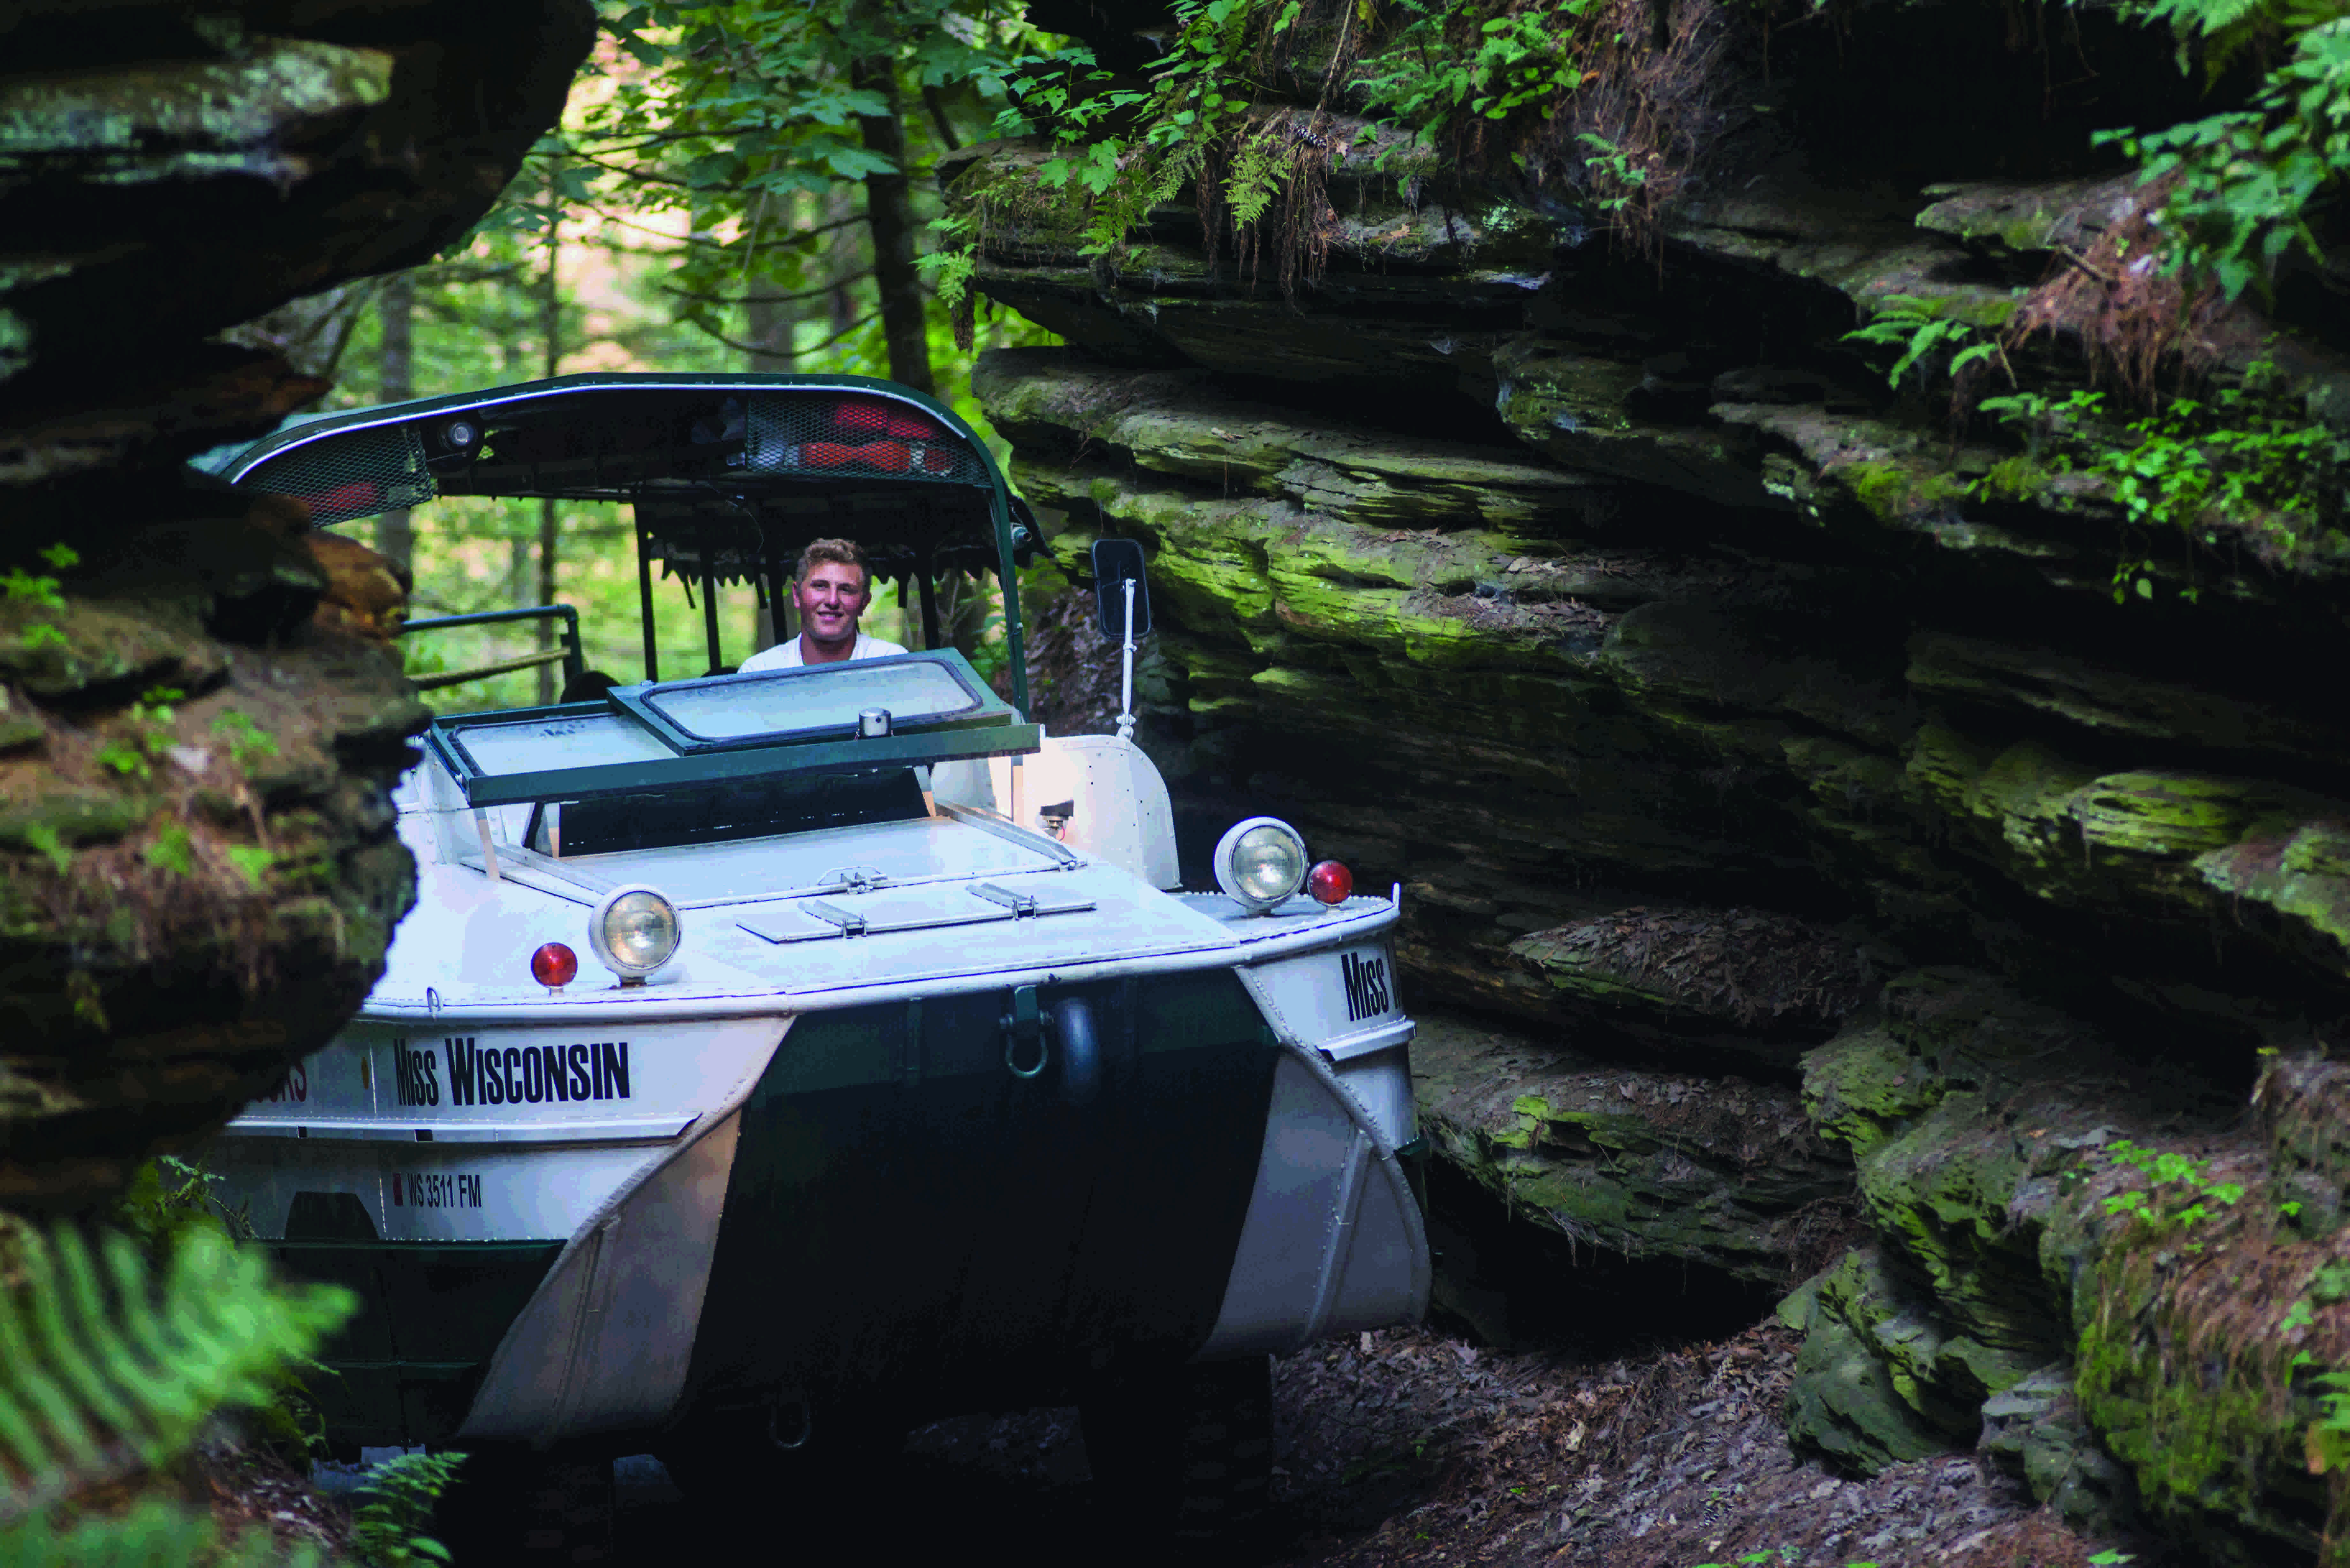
[427,649,1038,809]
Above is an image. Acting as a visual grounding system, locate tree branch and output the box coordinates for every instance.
[922,83,964,152]
[689,308,882,359]
[574,202,869,250]
[660,271,875,306]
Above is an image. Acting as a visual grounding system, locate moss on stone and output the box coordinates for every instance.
[1833,458,1971,524]
[1414,1014,1856,1288]
[1981,456,2049,500]
[0,38,393,155]
[1783,1254,1963,1472]
[0,596,224,700]
[1803,1023,1944,1160]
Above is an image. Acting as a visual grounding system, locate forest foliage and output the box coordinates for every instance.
[318,0,2350,678]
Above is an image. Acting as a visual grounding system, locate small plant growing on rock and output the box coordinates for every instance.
[350,1449,466,1567]
[1359,0,1591,130]
[2100,1137,2244,1246]
[1977,363,2345,603]
[5,542,77,651]
[209,710,279,769]
[95,686,185,780]
[1842,295,2010,395]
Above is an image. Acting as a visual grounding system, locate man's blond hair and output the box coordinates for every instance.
[795,538,871,594]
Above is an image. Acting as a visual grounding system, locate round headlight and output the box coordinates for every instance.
[1213,818,1309,912]
[589,885,681,981]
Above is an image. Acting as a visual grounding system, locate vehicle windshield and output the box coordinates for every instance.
[426,649,1037,827]
[637,659,980,746]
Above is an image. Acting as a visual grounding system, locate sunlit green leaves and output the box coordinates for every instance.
[2106,6,2350,299]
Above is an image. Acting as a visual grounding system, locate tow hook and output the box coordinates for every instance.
[1002,989,1103,1107]
[1002,985,1050,1079]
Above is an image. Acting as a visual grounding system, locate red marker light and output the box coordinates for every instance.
[833,398,943,440]
[531,942,579,988]
[1307,860,1353,905]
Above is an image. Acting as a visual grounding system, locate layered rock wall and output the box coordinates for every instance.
[0,0,592,1210]
[958,2,2350,1557]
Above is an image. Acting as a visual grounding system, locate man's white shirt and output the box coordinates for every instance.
[737,630,909,673]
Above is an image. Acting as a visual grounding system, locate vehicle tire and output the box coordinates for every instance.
[433,1448,614,1565]
[1081,1355,1274,1541]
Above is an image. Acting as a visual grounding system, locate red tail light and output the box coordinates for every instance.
[531,942,579,988]
[806,440,911,473]
[833,398,942,439]
[1308,861,1353,905]
[300,480,381,516]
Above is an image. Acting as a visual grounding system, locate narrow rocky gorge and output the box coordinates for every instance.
[958,3,2350,1559]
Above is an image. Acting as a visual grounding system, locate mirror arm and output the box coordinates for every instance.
[1117,576,1138,743]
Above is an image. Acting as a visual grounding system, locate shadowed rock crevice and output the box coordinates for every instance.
[0,0,592,1212]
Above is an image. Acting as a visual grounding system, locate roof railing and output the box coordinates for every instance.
[399,605,585,694]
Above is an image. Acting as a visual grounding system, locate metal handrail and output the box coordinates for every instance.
[398,605,586,690]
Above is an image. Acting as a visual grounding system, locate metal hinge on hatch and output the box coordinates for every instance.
[799,898,868,936]
[969,882,1038,917]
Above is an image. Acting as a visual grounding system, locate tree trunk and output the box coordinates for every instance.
[374,272,415,577]
[746,294,792,653]
[824,187,859,338]
[851,58,933,396]
[536,163,563,703]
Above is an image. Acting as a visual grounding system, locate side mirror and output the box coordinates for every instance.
[1008,494,1043,567]
[1091,537,1152,640]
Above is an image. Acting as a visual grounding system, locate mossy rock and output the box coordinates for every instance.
[0,596,224,701]
[1782,1256,1962,1473]
[1413,1012,1856,1288]
[1979,1361,2143,1537]
[1803,1020,1946,1161]
[1492,335,1775,509]
[1508,903,1869,1040]
[1906,632,2350,767]
[0,776,148,852]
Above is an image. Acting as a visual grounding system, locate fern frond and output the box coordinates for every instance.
[0,1225,353,1525]
[0,1496,324,1568]
[352,1451,467,1567]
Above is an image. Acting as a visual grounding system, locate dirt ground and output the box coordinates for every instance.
[590,1320,2161,1568]
[206,1308,2169,1565]
[1258,1322,2154,1568]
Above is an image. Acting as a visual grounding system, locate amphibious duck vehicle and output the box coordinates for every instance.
[199,373,1427,1526]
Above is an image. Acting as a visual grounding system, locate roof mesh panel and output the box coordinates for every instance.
[244,425,435,526]
[738,394,980,484]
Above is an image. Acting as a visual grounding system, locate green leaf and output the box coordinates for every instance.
[22,823,70,875]
[144,824,194,878]
[225,847,276,889]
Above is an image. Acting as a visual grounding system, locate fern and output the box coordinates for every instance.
[351,1451,466,1567]
[0,1226,353,1525]
[1224,128,1288,228]
[1842,295,2011,392]
[0,1497,323,1567]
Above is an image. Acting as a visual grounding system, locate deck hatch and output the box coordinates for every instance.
[736,880,1096,944]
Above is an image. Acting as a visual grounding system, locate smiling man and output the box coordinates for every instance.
[738,538,907,671]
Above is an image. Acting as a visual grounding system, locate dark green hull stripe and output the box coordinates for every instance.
[682,969,1276,1427]
[268,1241,563,1445]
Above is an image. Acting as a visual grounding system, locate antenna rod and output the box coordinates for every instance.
[1116,575,1137,743]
